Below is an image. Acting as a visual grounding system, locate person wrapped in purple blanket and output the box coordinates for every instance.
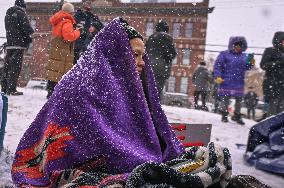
[11,18,232,188]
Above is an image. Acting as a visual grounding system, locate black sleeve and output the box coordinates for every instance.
[17,10,34,37]
[164,37,176,61]
[260,48,284,71]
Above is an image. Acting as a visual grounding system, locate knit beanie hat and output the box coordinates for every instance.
[62,2,75,13]
[90,20,104,31]
[155,20,169,33]
[119,18,143,41]
[15,0,26,9]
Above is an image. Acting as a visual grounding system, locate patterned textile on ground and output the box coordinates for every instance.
[45,143,232,188]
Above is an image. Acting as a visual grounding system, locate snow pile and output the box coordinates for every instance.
[0,148,14,186]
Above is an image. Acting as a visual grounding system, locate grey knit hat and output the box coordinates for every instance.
[62,2,75,13]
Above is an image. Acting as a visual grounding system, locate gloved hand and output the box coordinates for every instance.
[215,77,224,84]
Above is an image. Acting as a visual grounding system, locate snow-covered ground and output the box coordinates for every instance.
[0,87,283,187]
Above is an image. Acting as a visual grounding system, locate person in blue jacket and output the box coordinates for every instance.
[214,36,255,124]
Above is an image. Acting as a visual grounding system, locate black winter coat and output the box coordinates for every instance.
[5,6,34,48]
[192,66,212,92]
[146,32,176,79]
[260,32,284,98]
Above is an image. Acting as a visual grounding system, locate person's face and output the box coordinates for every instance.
[89,25,97,33]
[233,45,242,53]
[130,38,145,75]
[282,40,284,48]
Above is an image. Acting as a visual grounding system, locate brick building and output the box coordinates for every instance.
[22,0,213,96]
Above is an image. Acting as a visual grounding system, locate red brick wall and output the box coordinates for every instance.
[23,0,211,96]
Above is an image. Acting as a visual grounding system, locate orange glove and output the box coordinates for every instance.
[215,77,224,84]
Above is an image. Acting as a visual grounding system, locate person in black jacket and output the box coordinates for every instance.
[260,31,284,116]
[192,61,212,111]
[73,0,102,65]
[244,86,258,120]
[1,0,34,95]
[146,20,176,98]
[80,20,104,54]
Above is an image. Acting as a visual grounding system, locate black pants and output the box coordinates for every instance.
[73,48,80,65]
[1,49,24,94]
[219,96,242,115]
[194,91,207,107]
[46,80,57,98]
[247,108,256,119]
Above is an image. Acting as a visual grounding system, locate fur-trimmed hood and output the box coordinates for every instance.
[228,36,248,52]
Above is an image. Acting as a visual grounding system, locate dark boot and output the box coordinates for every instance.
[232,113,245,125]
[221,111,229,123]
[7,90,23,96]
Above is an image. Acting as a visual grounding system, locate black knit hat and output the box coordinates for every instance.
[90,20,104,31]
[155,20,169,33]
[119,18,143,41]
[15,0,26,9]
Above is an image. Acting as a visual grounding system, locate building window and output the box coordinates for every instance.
[182,49,190,65]
[173,22,181,38]
[146,21,154,37]
[180,77,188,94]
[167,76,176,92]
[185,23,193,38]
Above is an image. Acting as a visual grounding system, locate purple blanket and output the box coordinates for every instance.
[11,18,184,186]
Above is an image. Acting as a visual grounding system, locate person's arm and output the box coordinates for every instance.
[62,21,81,42]
[165,37,177,61]
[17,10,34,39]
[213,52,225,83]
[260,48,284,71]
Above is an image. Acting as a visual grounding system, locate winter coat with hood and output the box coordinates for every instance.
[214,36,253,97]
[192,65,212,92]
[260,31,284,98]
[47,10,80,82]
[5,5,34,48]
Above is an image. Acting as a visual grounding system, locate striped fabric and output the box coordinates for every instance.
[40,142,231,188]
[0,93,8,152]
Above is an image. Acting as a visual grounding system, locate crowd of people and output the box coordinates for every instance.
[0,0,283,187]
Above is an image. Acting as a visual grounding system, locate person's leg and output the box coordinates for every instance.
[1,50,11,93]
[194,91,199,108]
[252,108,255,120]
[232,97,245,125]
[6,49,24,94]
[73,48,80,65]
[276,97,284,115]
[268,98,278,116]
[201,91,207,107]
[247,108,250,119]
[46,80,57,98]
[219,96,230,122]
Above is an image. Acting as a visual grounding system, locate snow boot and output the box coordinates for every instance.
[232,113,245,125]
[7,91,23,96]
